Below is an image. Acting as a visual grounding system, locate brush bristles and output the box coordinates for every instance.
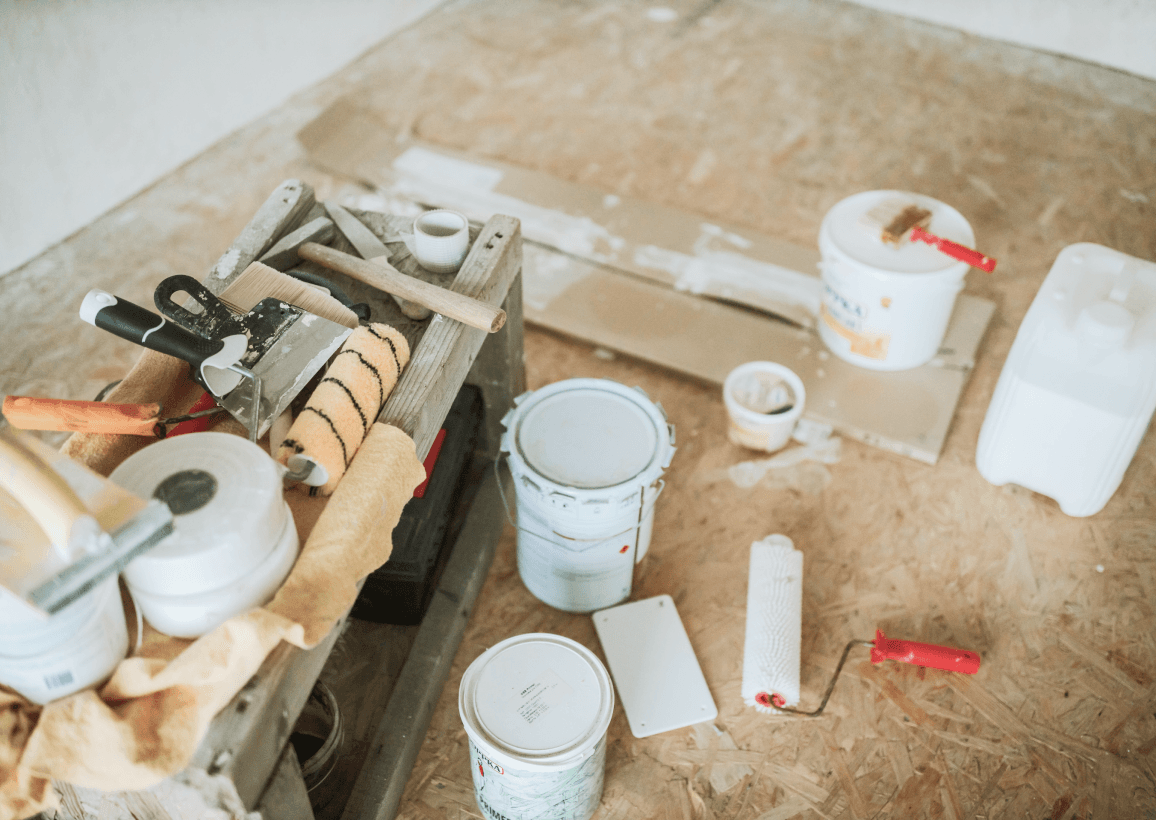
[220,261,359,328]
[861,198,933,245]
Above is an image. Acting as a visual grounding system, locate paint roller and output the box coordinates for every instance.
[742,535,980,717]
[276,323,410,495]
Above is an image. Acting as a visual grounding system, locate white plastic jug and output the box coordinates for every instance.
[976,243,1156,516]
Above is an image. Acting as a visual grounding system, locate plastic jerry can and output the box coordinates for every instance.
[976,243,1156,516]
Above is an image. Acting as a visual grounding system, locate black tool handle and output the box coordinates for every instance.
[80,289,227,370]
[154,274,241,337]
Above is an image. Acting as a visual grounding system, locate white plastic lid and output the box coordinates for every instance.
[505,379,674,494]
[459,633,614,770]
[109,433,289,597]
[822,190,976,275]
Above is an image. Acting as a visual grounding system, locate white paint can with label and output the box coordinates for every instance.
[0,577,128,704]
[818,190,976,371]
[459,633,615,820]
[500,379,676,613]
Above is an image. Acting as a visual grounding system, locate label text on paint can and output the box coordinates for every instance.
[469,738,605,820]
[822,281,867,331]
[43,670,76,691]
[508,668,573,725]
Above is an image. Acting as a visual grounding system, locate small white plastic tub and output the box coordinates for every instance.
[818,190,976,371]
[109,433,299,638]
[723,362,805,452]
[0,577,128,704]
[500,379,676,613]
[459,633,614,820]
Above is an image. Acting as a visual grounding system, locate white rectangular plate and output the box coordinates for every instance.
[593,594,718,738]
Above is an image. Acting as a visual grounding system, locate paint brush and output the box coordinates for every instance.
[864,199,997,273]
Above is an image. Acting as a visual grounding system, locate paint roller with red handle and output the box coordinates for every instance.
[742,536,980,718]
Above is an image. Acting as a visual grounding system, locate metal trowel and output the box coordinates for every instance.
[81,276,352,440]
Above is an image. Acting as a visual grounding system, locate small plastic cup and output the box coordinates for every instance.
[413,210,469,274]
[723,362,805,453]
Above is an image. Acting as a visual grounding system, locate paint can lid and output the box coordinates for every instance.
[110,432,291,596]
[459,633,614,770]
[502,379,675,496]
[821,190,976,275]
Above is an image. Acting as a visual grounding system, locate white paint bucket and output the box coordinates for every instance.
[459,633,614,820]
[500,379,676,613]
[109,433,299,638]
[723,361,805,452]
[818,190,976,371]
[0,577,128,704]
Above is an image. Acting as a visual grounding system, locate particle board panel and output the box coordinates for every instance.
[7,1,1156,818]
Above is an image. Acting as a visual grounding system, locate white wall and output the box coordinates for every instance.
[849,0,1156,81]
[3,1,1153,277]
[0,0,445,275]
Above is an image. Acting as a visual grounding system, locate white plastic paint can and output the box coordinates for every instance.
[818,190,976,371]
[109,433,299,638]
[459,633,615,820]
[0,577,128,704]
[500,379,676,613]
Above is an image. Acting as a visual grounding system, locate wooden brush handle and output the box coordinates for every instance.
[298,243,506,333]
[4,396,162,436]
[0,427,93,551]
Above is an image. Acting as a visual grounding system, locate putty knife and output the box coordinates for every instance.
[152,275,352,438]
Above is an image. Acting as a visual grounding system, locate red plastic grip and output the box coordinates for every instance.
[910,225,997,273]
[166,391,219,438]
[870,630,980,674]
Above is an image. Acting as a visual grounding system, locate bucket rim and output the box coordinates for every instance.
[500,378,675,501]
[458,632,614,771]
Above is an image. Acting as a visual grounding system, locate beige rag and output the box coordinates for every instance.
[1,351,426,818]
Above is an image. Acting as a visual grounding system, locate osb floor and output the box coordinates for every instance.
[3,1,1155,819]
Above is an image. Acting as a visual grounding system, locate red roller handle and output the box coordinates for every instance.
[910,225,997,273]
[870,630,980,674]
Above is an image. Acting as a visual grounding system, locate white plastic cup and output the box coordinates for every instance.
[817,190,975,371]
[723,362,805,453]
[500,379,676,613]
[413,209,470,274]
[459,633,614,820]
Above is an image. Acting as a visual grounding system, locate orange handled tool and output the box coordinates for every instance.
[2,395,223,438]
